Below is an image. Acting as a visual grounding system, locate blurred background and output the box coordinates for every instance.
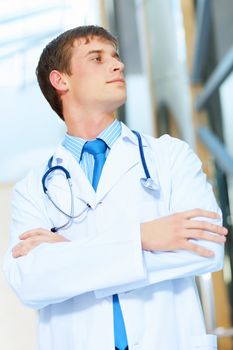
[1,0,233,349]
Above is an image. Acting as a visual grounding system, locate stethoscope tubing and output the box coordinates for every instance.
[131,130,151,179]
[42,131,154,232]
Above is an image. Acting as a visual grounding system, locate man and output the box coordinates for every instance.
[4,25,227,350]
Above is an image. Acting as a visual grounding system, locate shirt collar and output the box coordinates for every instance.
[62,119,121,162]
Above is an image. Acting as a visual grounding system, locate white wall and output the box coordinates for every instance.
[0,85,65,183]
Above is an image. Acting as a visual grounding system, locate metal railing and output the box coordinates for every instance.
[197,127,233,176]
[196,46,233,110]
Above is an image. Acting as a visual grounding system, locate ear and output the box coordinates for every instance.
[49,70,68,93]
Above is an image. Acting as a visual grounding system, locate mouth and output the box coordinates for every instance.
[106,79,125,84]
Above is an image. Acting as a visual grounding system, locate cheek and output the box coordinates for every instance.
[74,72,103,92]
[80,82,103,99]
[69,76,88,96]
[69,77,105,103]
[68,64,106,98]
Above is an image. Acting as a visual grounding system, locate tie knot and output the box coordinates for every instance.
[83,139,107,158]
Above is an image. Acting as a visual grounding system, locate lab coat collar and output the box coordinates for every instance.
[48,123,148,206]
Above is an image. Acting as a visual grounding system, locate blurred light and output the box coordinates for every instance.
[0,0,101,183]
[223,254,232,284]
[0,0,101,88]
[171,0,186,64]
[201,272,212,281]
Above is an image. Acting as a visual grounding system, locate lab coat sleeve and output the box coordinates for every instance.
[94,136,224,298]
[3,169,147,309]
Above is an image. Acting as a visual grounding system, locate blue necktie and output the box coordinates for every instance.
[83,139,128,350]
[83,139,107,190]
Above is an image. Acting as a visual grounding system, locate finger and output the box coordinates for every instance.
[12,237,48,258]
[20,228,52,240]
[185,221,228,236]
[12,244,20,258]
[12,249,22,258]
[20,234,67,245]
[183,240,215,258]
[12,242,29,258]
[185,230,226,243]
[12,234,68,258]
[180,208,220,220]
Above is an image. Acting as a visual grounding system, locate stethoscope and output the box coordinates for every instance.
[42,131,158,233]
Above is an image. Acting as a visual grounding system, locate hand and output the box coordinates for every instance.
[140,209,228,257]
[12,228,69,258]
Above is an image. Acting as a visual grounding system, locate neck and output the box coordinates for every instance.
[65,111,116,139]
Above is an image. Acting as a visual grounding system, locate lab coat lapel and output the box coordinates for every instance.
[96,132,141,201]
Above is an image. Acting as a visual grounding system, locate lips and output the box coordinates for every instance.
[106,78,125,84]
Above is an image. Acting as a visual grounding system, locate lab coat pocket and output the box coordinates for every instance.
[190,334,217,349]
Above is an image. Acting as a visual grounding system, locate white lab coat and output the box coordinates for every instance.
[4,123,223,350]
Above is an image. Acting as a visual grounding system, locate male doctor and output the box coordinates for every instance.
[4,25,228,350]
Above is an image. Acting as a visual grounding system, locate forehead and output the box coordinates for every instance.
[72,37,117,57]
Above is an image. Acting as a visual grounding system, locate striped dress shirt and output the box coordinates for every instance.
[62,119,122,183]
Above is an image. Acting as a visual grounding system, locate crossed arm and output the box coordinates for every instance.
[4,138,228,308]
[12,208,227,259]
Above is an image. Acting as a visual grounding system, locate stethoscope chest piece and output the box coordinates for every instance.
[140,177,160,192]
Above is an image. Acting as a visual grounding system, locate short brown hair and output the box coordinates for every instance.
[36,25,118,120]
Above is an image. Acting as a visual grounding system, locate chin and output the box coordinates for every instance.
[113,96,126,109]
[105,98,126,113]
[114,90,127,104]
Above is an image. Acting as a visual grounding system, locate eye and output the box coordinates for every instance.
[93,56,102,62]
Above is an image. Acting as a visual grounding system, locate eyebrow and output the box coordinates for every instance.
[85,49,120,59]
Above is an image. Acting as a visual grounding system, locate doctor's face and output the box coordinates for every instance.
[63,37,126,113]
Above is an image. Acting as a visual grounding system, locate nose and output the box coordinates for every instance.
[112,58,125,73]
